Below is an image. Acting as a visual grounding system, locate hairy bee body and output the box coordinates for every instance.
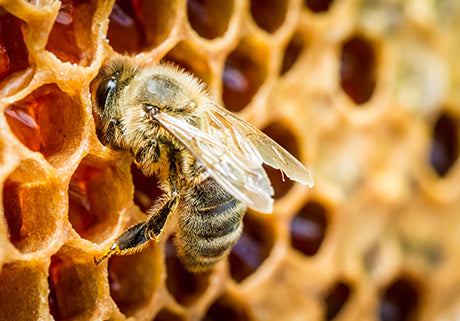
[92,59,313,272]
[177,175,244,270]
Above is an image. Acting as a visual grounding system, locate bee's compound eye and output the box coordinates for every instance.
[96,77,118,110]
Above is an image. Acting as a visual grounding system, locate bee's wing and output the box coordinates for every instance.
[204,102,314,187]
[155,112,275,213]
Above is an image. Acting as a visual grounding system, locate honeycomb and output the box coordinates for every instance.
[1,0,460,320]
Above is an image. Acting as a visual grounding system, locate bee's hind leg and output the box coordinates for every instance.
[94,194,179,265]
[94,221,150,264]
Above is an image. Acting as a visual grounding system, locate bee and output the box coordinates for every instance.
[91,59,313,272]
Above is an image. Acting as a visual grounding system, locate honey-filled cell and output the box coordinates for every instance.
[229,213,275,282]
[46,0,96,64]
[187,0,233,39]
[68,156,131,242]
[223,38,268,112]
[250,0,288,33]
[429,112,459,177]
[290,201,328,256]
[2,159,60,253]
[379,277,420,321]
[0,14,29,81]
[4,84,84,166]
[340,35,377,105]
[107,0,177,54]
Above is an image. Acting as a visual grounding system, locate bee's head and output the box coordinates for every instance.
[90,60,138,146]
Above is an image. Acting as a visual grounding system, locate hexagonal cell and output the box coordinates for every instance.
[379,277,420,321]
[45,0,96,64]
[262,122,301,199]
[250,0,288,33]
[281,32,307,75]
[0,261,48,321]
[324,281,352,320]
[68,156,132,242]
[108,245,158,316]
[203,293,252,321]
[429,112,459,177]
[165,238,210,306]
[107,0,177,54]
[305,0,335,13]
[0,14,29,82]
[340,35,377,105]
[48,250,99,321]
[106,0,146,54]
[187,0,233,39]
[290,201,328,256]
[229,212,275,282]
[223,38,268,112]
[153,308,186,321]
[131,163,162,213]
[4,84,84,166]
[2,159,60,253]
[163,41,212,85]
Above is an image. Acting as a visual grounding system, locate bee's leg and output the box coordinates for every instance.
[94,194,179,265]
[135,138,160,164]
[103,118,122,148]
[94,148,180,265]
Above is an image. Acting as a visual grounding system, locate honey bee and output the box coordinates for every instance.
[91,59,313,271]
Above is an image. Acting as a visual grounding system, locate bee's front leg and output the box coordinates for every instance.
[135,138,160,164]
[102,118,123,148]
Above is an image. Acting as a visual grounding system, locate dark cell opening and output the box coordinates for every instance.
[48,253,98,321]
[229,213,275,282]
[281,32,306,75]
[163,42,212,85]
[4,84,84,166]
[0,263,43,321]
[69,156,129,242]
[263,122,301,199]
[325,282,352,320]
[165,238,210,306]
[131,163,162,213]
[187,0,233,39]
[153,308,186,321]
[379,277,420,321]
[202,294,252,321]
[340,35,377,104]
[305,0,335,13]
[0,14,29,82]
[250,0,288,33]
[107,0,176,54]
[2,160,59,253]
[290,201,327,256]
[223,39,268,112]
[46,0,93,64]
[429,113,459,177]
[107,0,147,53]
[108,246,157,316]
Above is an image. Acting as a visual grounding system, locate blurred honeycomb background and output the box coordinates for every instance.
[1,0,460,320]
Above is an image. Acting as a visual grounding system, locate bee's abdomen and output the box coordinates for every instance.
[175,178,246,272]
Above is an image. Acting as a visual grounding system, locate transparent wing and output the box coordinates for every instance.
[155,112,275,213]
[204,102,314,187]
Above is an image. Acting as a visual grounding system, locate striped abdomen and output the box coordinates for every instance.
[175,177,246,272]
